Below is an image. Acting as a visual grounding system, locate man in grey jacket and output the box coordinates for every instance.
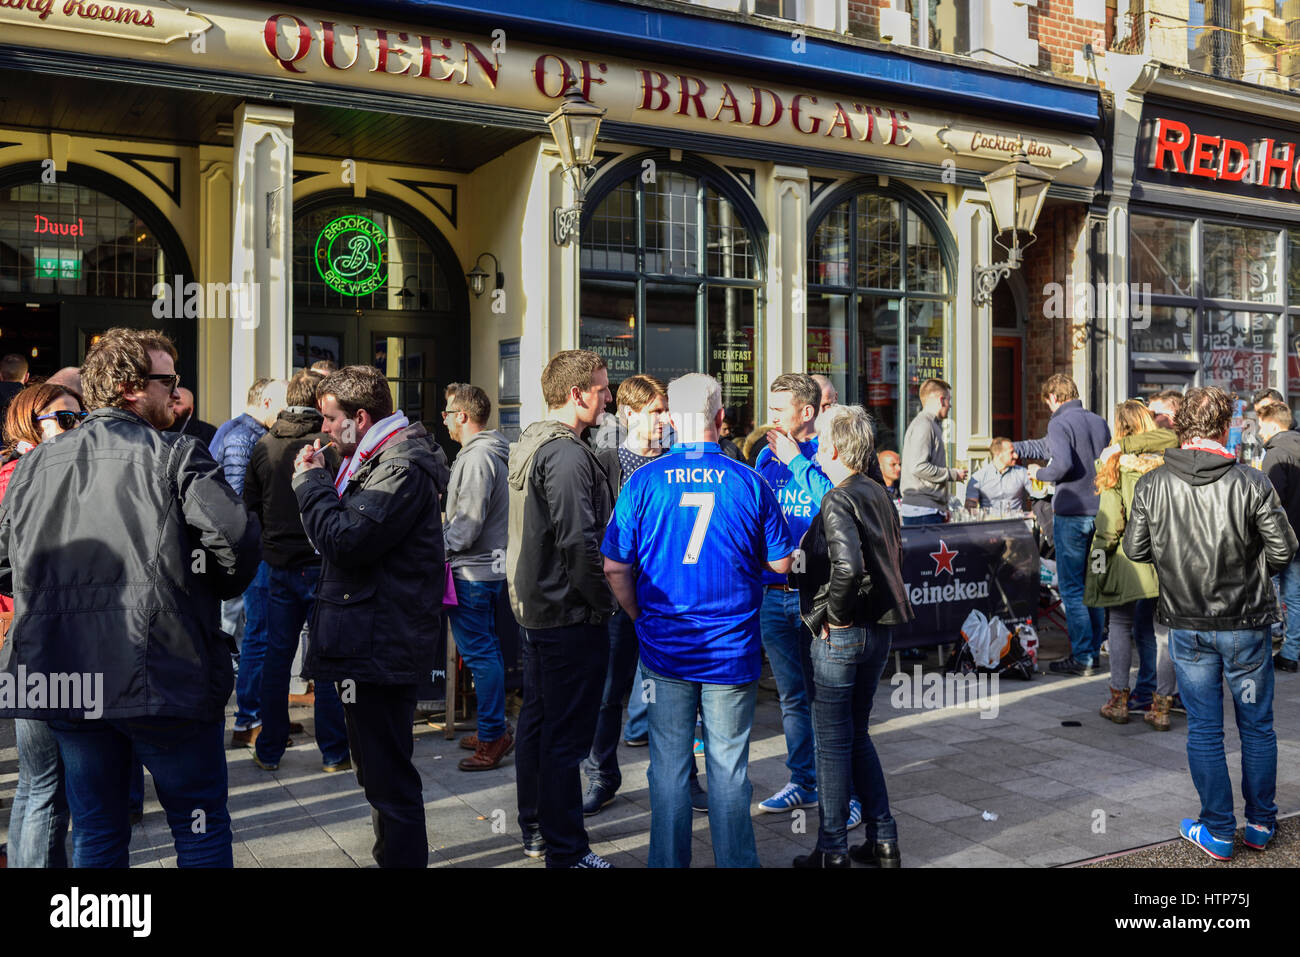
[443,382,514,771]
[900,378,967,523]
[507,349,617,868]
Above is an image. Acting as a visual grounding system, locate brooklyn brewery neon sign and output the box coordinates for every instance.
[1150,117,1300,192]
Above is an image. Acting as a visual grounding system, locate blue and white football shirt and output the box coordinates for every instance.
[754,437,833,585]
[601,442,793,684]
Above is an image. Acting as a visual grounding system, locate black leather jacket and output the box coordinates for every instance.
[293,422,450,684]
[1124,447,1297,630]
[794,472,914,634]
[0,407,261,721]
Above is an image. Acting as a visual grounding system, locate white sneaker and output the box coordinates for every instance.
[572,851,614,868]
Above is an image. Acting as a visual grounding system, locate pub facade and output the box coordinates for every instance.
[0,0,1104,464]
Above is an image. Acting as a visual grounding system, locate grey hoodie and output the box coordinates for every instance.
[445,428,510,580]
[506,420,616,630]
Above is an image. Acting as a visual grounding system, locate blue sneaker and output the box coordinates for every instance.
[847,799,863,831]
[759,782,818,813]
[1244,821,1275,851]
[1179,818,1233,860]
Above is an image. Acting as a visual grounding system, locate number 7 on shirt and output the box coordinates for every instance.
[679,491,715,565]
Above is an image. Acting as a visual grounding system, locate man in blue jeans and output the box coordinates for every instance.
[244,369,350,773]
[1258,400,1300,673]
[1014,373,1110,675]
[0,329,261,866]
[442,383,513,770]
[1125,385,1296,860]
[603,374,793,868]
[755,372,861,824]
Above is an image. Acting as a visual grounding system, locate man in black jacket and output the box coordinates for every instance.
[1125,386,1297,861]
[507,349,617,868]
[0,328,261,867]
[293,365,449,868]
[1258,400,1300,672]
[245,369,349,773]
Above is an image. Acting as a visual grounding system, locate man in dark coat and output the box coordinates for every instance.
[293,365,449,868]
[0,328,260,867]
[1259,400,1300,672]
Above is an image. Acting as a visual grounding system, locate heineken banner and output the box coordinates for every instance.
[891,518,1040,649]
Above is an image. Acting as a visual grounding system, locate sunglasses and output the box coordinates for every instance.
[36,410,88,431]
[146,373,180,391]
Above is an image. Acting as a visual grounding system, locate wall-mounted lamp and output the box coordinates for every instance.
[975,143,1054,306]
[395,275,423,307]
[547,81,606,246]
[466,253,504,299]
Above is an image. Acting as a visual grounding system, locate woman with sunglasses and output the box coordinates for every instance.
[2,382,85,867]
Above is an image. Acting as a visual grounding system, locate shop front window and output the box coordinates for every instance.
[807,189,953,455]
[580,162,764,435]
[0,182,167,298]
[1130,213,1291,405]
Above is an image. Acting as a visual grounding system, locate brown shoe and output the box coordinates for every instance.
[1100,686,1129,724]
[231,726,262,749]
[459,733,479,751]
[1145,693,1173,732]
[458,731,515,771]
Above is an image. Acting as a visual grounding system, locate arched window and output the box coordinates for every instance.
[292,197,467,431]
[807,187,953,454]
[580,159,765,435]
[0,181,169,298]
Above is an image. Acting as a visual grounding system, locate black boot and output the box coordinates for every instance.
[849,840,902,868]
[793,849,851,868]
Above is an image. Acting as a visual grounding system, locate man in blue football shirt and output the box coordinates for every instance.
[602,374,793,868]
[752,372,835,815]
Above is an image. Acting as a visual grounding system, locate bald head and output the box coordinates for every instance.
[47,366,83,396]
[812,374,837,414]
[171,387,195,419]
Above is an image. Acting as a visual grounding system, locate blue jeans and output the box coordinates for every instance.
[1278,557,1300,662]
[447,577,508,742]
[257,564,349,766]
[583,609,641,789]
[50,717,232,867]
[759,588,816,790]
[1132,598,1157,702]
[799,625,897,855]
[1169,627,1277,838]
[8,718,69,868]
[625,658,649,740]
[234,561,271,729]
[644,665,758,868]
[1054,514,1105,664]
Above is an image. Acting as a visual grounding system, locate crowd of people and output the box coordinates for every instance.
[0,330,1296,867]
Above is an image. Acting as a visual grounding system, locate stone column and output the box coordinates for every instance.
[230,103,293,415]
[955,197,994,462]
[768,165,810,413]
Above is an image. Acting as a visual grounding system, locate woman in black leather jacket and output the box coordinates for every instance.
[791,404,914,868]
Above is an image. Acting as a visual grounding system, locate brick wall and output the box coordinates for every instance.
[1028,0,1110,76]
[1021,204,1089,439]
[846,0,891,39]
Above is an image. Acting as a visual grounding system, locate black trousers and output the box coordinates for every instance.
[515,623,608,867]
[341,681,428,868]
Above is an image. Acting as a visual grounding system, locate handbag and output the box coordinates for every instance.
[442,562,459,607]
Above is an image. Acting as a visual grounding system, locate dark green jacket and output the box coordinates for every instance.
[1085,452,1164,608]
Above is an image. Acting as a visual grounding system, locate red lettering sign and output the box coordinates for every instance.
[32,214,83,236]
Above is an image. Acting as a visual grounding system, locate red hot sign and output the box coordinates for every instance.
[1149,116,1300,192]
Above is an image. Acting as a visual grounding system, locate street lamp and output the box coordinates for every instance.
[975,144,1054,306]
[547,81,606,246]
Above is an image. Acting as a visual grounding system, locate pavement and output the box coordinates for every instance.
[5,627,1300,867]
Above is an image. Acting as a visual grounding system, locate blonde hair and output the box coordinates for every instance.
[1095,400,1156,493]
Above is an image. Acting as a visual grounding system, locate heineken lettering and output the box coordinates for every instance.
[908,577,990,606]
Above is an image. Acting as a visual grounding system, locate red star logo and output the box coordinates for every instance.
[930,540,958,577]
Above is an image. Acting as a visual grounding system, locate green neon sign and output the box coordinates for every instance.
[314,214,387,296]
